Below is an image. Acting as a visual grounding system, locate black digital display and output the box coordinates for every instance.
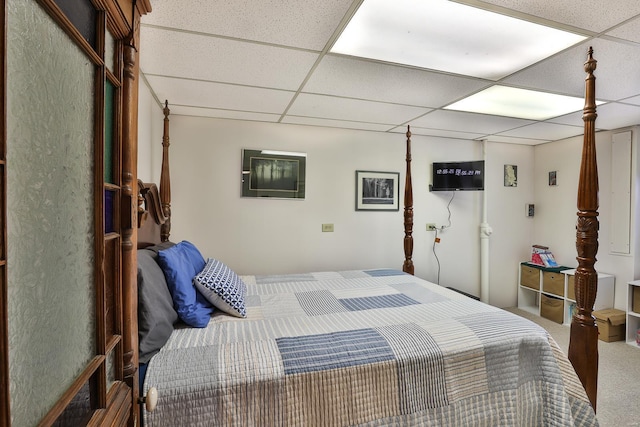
[431,161,484,191]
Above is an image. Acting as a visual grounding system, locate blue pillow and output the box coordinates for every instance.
[194,258,247,318]
[157,241,214,327]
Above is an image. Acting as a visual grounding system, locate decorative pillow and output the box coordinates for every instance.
[194,258,247,318]
[157,241,214,327]
[137,249,178,363]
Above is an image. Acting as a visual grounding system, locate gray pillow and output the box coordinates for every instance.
[138,248,179,363]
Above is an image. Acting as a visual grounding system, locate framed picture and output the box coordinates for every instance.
[504,164,517,187]
[241,149,306,199]
[355,170,400,211]
[549,171,557,186]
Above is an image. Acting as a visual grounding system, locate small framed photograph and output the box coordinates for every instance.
[504,164,517,187]
[549,171,557,186]
[241,149,306,199]
[355,170,400,211]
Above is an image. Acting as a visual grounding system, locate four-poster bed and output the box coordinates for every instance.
[135,49,601,425]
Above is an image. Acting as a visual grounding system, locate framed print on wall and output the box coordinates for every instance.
[241,149,306,199]
[355,170,400,211]
[504,164,517,187]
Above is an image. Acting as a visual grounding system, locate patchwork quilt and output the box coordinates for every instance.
[143,269,598,426]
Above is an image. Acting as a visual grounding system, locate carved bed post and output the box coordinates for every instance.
[569,47,599,412]
[403,125,414,274]
[122,22,142,425]
[160,100,171,242]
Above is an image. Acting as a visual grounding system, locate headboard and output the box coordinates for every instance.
[138,100,172,249]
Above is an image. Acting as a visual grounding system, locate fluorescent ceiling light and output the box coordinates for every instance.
[444,85,598,120]
[331,0,586,80]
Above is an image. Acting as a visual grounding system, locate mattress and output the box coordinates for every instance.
[143,269,597,426]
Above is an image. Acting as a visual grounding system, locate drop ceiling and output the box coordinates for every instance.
[140,0,640,145]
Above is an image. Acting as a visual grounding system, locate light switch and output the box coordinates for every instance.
[322,224,334,232]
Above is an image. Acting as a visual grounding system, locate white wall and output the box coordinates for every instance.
[486,142,535,308]
[160,115,531,300]
[533,128,640,310]
[137,78,163,183]
[136,103,637,309]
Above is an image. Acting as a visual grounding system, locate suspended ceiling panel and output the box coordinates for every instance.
[141,0,640,144]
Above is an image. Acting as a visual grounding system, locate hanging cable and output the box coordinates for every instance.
[440,191,455,230]
[433,191,455,284]
[433,228,441,284]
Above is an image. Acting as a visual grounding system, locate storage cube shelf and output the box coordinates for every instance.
[626,281,640,348]
[517,262,615,325]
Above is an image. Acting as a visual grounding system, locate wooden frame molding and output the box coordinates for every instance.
[1,0,9,424]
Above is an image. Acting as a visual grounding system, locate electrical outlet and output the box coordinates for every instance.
[426,223,437,231]
[322,223,334,232]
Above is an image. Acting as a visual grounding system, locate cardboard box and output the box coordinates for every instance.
[540,294,564,324]
[633,287,640,313]
[542,271,564,297]
[520,264,540,290]
[593,308,626,342]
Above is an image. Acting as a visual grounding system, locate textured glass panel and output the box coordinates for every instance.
[104,79,115,184]
[105,31,116,73]
[54,0,96,48]
[7,2,96,426]
[107,351,116,391]
[52,382,92,426]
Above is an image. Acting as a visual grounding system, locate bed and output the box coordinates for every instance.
[136,49,601,426]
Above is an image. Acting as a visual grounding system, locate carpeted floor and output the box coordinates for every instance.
[506,307,640,427]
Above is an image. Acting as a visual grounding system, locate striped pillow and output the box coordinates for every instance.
[193,258,247,318]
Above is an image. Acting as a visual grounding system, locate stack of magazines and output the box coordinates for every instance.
[531,244,559,268]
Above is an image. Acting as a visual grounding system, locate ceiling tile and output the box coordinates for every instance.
[620,95,640,106]
[140,27,319,90]
[169,106,280,122]
[482,135,550,146]
[503,38,640,101]
[281,116,394,132]
[497,122,583,140]
[548,102,640,130]
[606,16,640,44]
[409,110,533,135]
[141,0,354,50]
[389,126,487,140]
[145,75,295,113]
[471,0,640,33]
[303,55,491,108]
[287,93,432,124]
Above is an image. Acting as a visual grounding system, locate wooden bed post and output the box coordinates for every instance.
[160,100,172,242]
[569,47,599,412]
[403,125,414,275]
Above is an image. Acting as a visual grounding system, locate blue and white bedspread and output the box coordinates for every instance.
[144,269,597,426]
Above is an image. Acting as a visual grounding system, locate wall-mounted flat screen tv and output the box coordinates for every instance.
[431,160,484,191]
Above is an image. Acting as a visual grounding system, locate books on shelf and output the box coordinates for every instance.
[531,244,559,268]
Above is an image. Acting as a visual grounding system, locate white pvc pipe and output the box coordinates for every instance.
[480,140,492,303]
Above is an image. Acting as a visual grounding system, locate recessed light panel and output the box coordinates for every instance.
[444,86,587,120]
[331,0,586,80]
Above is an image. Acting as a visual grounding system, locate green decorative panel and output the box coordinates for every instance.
[6,1,96,425]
